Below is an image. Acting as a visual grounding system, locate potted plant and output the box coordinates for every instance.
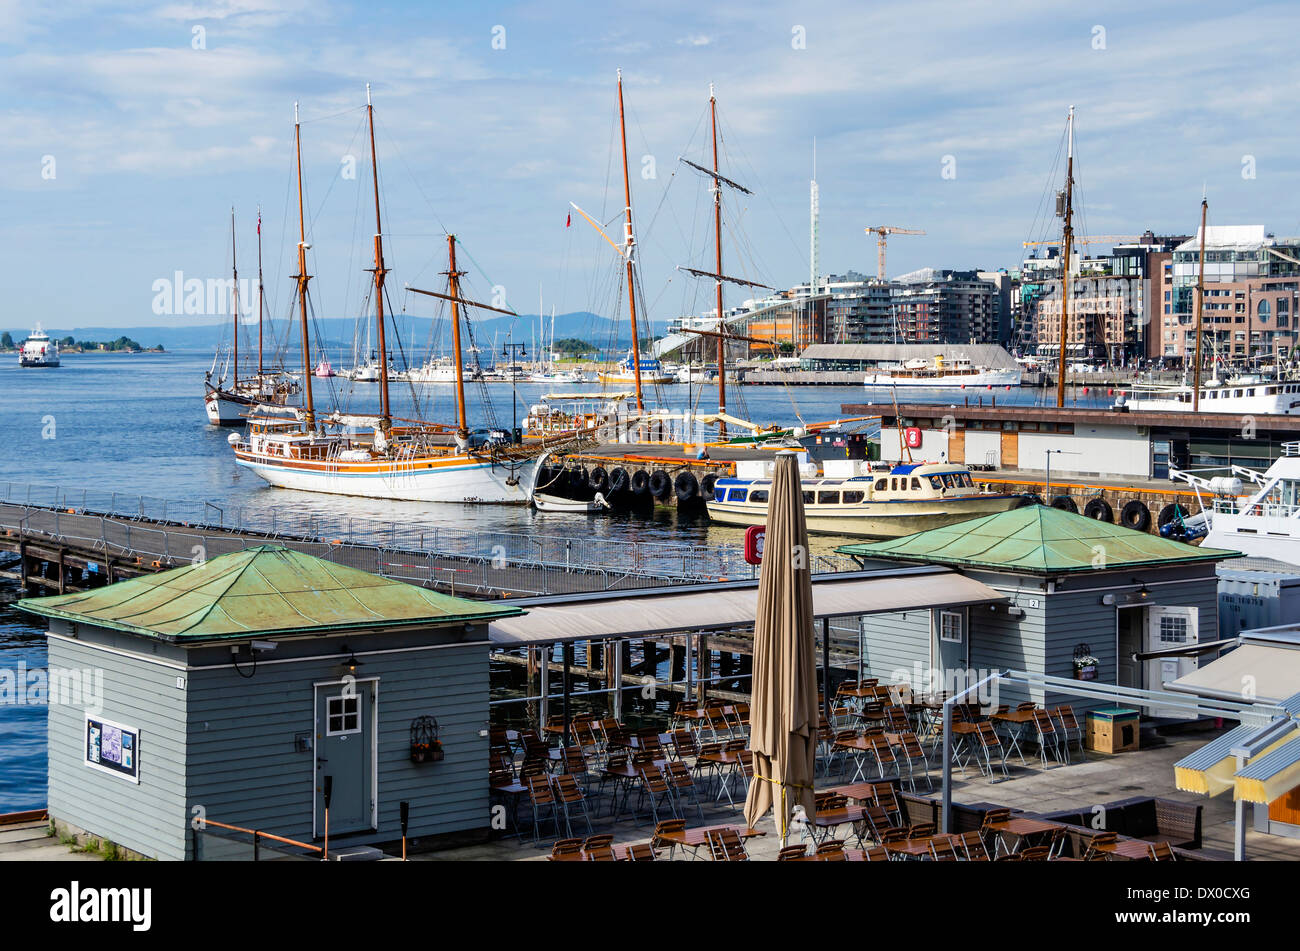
[410,716,442,763]
[1073,651,1099,681]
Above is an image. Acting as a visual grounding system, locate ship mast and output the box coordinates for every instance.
[256,205,264,380]
[616,69,645,413]
[1192,192,1208,412]
[230,207,239,390]
[710,83,726,436]
[446,235,469,442]
[366,84,392,429]
[293,102,316,428]
[1054,105,1074,409]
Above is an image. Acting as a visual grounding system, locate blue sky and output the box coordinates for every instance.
[4,0,1299,331]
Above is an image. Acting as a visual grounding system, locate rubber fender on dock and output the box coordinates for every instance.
[674,471,700,502]
[1050,496,1078,514]
[649,469,672,501]
[609,467,630,495]
[630,469,650,496]
[1120,499,1151,532]
[1083,498,1113,522]
[589,466,609,494]
[567,467,589,492]
[1158,502,1188,528]
[701,473,718,497]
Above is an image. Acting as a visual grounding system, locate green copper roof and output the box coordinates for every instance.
[836,505,1241,574]
[16,545,521,642]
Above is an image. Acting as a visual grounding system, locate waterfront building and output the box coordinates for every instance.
[16,545,520,861]
[1159,225,1300,366]
[839,505,1237,712]
[891,268,999,345]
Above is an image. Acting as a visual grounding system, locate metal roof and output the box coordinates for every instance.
[16,545,520,643]
[1167,644,1300,706]
[488,566,1003,646]
[837,505,1239,575]
[1234,737,1300,804]
[1173,724,1268,796]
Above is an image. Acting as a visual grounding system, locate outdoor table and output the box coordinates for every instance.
[1091,837,1158,861]
[824,782,882,804]
[944,722,982,773]
[697,748,748,806]
[673,708,712,734]
[983,816,1063,857]
[601,759,668,821]
[787,848,867,861]
[832,733,880,783]
[883,833,952,860]
[656,823,765,860]
[991,709,1037,765]
[489,780,529,838]
[626,732,672,751]
[806,805,867,845]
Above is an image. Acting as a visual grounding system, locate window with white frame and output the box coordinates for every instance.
[939,610,963,643]
[326,695,361,735]
[1158,615,1189,644]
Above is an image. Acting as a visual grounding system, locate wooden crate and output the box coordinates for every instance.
[1086,707,1140,754]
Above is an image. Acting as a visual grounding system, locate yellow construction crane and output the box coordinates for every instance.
[865,226,924,280]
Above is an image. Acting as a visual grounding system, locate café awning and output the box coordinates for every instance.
[488,566,1003,646]
[1166,643,1300,705]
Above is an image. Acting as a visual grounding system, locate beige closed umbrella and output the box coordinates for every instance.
[743,451,819,846]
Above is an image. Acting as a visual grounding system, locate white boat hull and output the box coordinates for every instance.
[864,369,1021,388]
[205,390,252,426]
[1128,393,1300,415]
[234,450,534,503]
[707,495,1027,538]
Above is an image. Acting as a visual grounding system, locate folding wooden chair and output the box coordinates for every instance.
[959,829,991,861]
[1051,704,1087,763]
[929,835,961,861]
[1148,841,1176,861]
[527,775,559,845]
[635,765,680,825]
[625,842,658,861]
[974,721,1010,782]
[777,843,810,861]
[553,773,594,839]
[650,819,685,860]
[863,846,890,861]
[1082,831,1118,861]
[896,732,931,791]
[1032,708,1065,768]
[664,760,706,823]
[706,827,750,861]
[548,837,583,860]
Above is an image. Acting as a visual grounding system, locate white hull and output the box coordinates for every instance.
[1127,392,1300,416]
[864,368,1021,388]
[205,391,252,426]
[533,492,609,512]
[707,495,1026,538]
[235,452,534,503]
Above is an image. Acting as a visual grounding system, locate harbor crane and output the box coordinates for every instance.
[865,226,925,280]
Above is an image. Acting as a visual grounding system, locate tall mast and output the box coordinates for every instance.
[446,235,469,440]
[616,69,645,413]
[810,138,819,348]
[1055,105,1074,409]
[711,83,726,433]
[1192,192,1208,412]
[293,102,316,428]
[256,205,264,379]
[230,207,239,389]
[366,84,392,428]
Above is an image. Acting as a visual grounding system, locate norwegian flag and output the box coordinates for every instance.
[565,212,570,227]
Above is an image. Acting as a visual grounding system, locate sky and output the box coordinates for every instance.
[4,0,1300,332]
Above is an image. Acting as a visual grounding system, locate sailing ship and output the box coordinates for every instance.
[231,90,573,504]
[864,355,1021,388]
[204,208,300,425]
[19,325,60,367]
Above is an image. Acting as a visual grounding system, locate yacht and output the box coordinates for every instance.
[1125,374,1300,416]
[706,461,1031,538]
[19,325,60,367]
[864,355,1020,388]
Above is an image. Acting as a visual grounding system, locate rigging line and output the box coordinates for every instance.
[299,104,368,125]
[375,113,450,239]
[716,110,804,273]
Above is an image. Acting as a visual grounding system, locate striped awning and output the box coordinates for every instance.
[1235,737,1300,804]
[1174,724,1263,797]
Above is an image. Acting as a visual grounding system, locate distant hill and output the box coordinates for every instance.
[3,312,645,353]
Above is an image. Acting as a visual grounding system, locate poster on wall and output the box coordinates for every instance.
[85,715,140,784]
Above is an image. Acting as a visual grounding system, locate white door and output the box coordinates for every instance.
[1144,606,1199,719]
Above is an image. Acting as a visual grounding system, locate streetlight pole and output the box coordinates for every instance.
[501,340,528,443]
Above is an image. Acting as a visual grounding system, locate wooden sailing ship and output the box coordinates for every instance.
[231,90,576,503]
[204,207,301,425]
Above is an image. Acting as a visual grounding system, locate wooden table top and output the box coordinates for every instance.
[992,709,1038,724]
[602,760,668,780]
[986,817,1062,837]
[884,834,953,858]
[812,805,868,827]
[832,734,882,753]
[1094,838,1157,860]
[698,749,748,765]
[824,782,882,803]
[657,823,766,848]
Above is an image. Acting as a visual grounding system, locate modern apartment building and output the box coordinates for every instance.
[891,268,999,345]
[1157,225,1300,365]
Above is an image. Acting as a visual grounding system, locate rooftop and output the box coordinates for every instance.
[16,544,521,642]
[837,505,1240,575]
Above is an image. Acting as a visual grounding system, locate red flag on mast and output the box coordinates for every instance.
[565,212,570,227]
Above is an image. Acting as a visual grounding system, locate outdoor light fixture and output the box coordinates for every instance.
[339,646,364,675]
[1101,594,1116,606]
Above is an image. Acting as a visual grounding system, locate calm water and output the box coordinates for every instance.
[0,350,1110,809]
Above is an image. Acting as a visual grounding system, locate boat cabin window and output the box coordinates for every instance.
[817,491,840,505]
[875,479,888,491]
[942,474,956,488]
[714,488,726,502]
[842,490,865,504]
[803,491,815,504]
[749,490,769,503]
[929,476,943,489]
[726,488,748,502]
[911,478,922,490]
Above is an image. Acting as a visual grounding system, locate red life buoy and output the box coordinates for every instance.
[904,427,922,449]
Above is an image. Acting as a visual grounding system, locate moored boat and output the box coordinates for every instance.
[19,325,60,367]
[532,491,610,512]
[706,461,1032,537]
[864,355,1020,388]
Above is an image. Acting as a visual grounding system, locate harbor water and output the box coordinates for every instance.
[0,350,1113,810]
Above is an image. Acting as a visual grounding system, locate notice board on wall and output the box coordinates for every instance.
[85,715,139,783]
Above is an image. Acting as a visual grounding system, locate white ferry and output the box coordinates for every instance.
[1125,375,1300,416]
[19,325,60,367]
[706,462,1032,538]
[1168,442,1300,566]
[864,355,1020,388]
